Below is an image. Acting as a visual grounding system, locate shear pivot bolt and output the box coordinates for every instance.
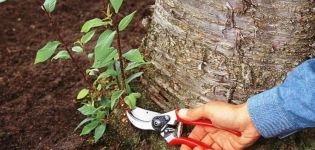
[164,115,170,121]
[153,119,161,127]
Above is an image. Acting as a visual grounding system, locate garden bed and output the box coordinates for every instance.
[0,0,155,149]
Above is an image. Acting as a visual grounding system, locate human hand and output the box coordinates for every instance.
[179,101,260,150]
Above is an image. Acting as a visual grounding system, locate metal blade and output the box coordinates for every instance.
[130,107,161,121]
[126,111,155,130]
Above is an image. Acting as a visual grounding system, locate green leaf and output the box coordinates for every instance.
[97,84,102,91]
[106,81,116,90]
[78,104,96,115]
[86,68,99,76]
[74,118,94,131]
[97,69,117,81]
[77,88,89,99]
[95,30,116,50]
[81,18,107,33]
[0,0,7,3]
[72,46,83,53]
[52,50,70,60]
[127,72,143,83]
[132,92,141,98]
[96,111,106,119]
[126,83,132,94]
[92,30,117,68]
[110,0,123,13]
[111,90,123,110]
[34,41,60,64]
[93,49,116,68]
[118,11,136,31]
[125,62,150,71]
[124,93,140,109]
[80,120,100,136]
[94,124,106,143]
[81,29,96,44]
[114,52,119,61]
[43,0,57,13]
[123,49,144,63]
[100,96,111,108]
[115,61,122,75]
[88,53,94,59]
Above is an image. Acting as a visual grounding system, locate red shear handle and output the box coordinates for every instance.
[169,137,213,150]
[175,109,242,137]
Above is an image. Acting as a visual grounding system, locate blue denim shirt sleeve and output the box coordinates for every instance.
[247,58,315,138]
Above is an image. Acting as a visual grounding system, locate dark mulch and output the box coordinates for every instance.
[0,0,154,149]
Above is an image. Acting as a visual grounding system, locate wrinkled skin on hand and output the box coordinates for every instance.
[179,101,261,150]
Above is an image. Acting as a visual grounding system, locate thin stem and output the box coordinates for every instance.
[116,29,129,110]
[43,9,96,91]
[116,30,126,95]
[113,64,121,90]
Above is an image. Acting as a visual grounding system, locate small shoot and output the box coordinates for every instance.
[34,0,150,143]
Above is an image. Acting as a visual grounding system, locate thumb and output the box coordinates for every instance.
[178,106,209,121]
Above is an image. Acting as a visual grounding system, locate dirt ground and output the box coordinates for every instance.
[0,0,154,149]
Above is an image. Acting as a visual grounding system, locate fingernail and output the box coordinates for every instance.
[178,109,188,117]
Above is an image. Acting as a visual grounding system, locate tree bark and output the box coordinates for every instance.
[142,0,315,107]
[141,0,315,149]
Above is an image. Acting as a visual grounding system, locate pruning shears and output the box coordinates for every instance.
[126,107,241,149]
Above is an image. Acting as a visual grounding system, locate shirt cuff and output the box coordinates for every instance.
[247,87,298,138]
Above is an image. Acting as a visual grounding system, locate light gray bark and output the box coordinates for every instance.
[140,0,315,149]
[142,0,315,108]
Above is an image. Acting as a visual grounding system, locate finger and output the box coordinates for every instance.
[209,131,237,150]
[228,135,243,150]
[204,126,219,134]
[200,133,215,146]
[192,134,215,150]
[180,142,207,150]
[211,143,222,150]
[181,126,207,150]
[189,126,207,140]
[193,146,203,150]
[180,144,191,150]
[178,106,208,121]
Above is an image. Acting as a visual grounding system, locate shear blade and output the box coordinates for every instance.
[130,107,160,121]
[126,111,155,130]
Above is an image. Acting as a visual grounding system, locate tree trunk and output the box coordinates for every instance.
[141,0,315,149]
[142,0,314,106]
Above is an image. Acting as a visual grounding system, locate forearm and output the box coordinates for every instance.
[247,59,315,138]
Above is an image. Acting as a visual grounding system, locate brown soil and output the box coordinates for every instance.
[0,0,154,149]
